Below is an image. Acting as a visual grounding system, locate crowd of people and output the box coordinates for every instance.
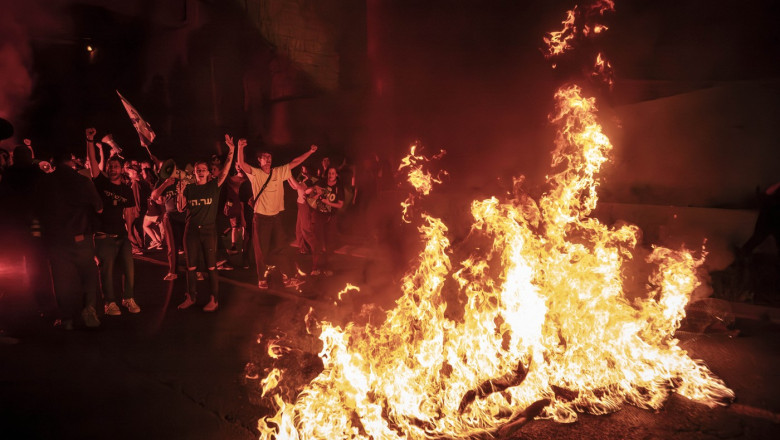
[0,128,394,330]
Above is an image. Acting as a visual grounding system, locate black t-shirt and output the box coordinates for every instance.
[135,179,152,216]
[36,166,102,245]
[313,180,344,215]
[157,179,185,222]
[93,173,135,235]
[146,196,163,217]
[183,179,222,226]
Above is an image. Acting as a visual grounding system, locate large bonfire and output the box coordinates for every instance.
[257,2,734,439]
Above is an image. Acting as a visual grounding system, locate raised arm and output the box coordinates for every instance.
[143,145,161,170]
[289,144,318,170]
[85,127,102,178]
[97,141,105,171]
[217,139,235,187]
[231,135,254,175]
[176,180,188,213]
[151,176,176,200]
[286,176,302,191]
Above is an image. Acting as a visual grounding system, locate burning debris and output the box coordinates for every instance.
[250,2,734,439]
[249,83,734,439]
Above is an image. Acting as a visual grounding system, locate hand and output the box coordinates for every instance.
[238,138,247,149]
[224,134,235,148]
[86,128,96,140]
[309,144,318,153]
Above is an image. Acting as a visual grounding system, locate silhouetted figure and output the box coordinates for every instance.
[35,153,103,329]
[741,182,780,256]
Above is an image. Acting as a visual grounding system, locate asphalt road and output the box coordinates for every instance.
[1,244,778,440]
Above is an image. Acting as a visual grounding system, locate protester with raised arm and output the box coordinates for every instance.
[86,127,140,316]
[176,137,234,311]
[234,136,316,289]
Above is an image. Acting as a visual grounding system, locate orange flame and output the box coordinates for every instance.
[261,368,283,397]
[337,283,361,301]
[543,1,615,60]
[267,339,292,359]
[398,143,447,223]
[257,85,733,439]
[543,8,577,59]
[592,52,615,89]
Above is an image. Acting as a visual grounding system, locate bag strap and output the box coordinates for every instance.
[249,168,273,207]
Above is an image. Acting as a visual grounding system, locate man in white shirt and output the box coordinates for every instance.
[229,135,316,288]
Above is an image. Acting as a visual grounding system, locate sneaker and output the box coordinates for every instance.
[258,280,269,290]
[122,298,141,314]
[104,302,122,316]
[227,247,239,255]
[218,261,234,271]
[131,248,143,256]
[196,272,205,281]
[163,272,178,281]
[81,306,101,328]
[203,296,219,312]
[148,241,160,250]
[178,293,196,310]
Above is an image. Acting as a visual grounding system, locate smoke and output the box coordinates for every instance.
[0,0,34,124]
[0,0,71,136]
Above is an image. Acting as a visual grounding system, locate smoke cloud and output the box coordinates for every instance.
[0,2,33,124]
[0,0,71,137]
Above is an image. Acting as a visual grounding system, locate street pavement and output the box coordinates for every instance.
[1,237,779,439]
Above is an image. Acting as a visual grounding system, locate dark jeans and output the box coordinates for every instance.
[311,211,337,270]
[252,213,287,280]
[184,223,218,301]
[162,213,185,274]
[48,238,99,320]
[95,235,134,303]
[241,208,254,267]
